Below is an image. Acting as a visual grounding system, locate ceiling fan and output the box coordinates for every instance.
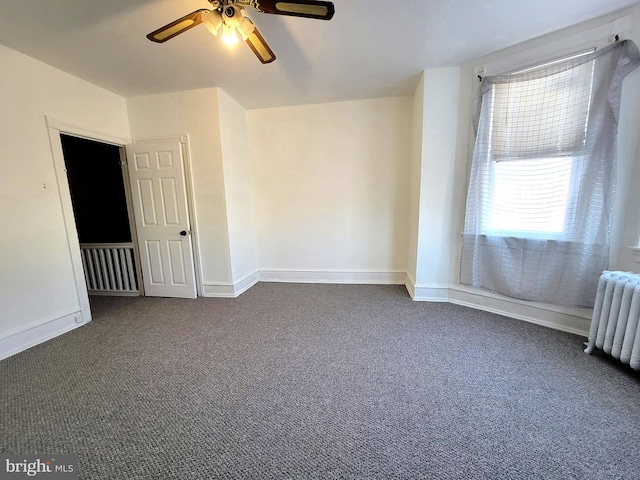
[147,0,335,64]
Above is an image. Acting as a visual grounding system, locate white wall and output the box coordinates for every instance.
[411,68,461,299]
[126,88,234,288]
[248,97,412,281]
[407,74,425,285]
[0,44,130,347]
[611,7,640,271]
[217,89,258,285]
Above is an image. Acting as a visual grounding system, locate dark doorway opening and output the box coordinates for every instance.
[61,135,140,296]
[61,135,131,243]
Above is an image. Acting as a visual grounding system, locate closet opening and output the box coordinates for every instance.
[61,134,142,297]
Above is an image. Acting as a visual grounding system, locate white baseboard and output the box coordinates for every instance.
[202,283,235,298]
[405,274,449,302]
[258,269,408,285]
[404,275,449,302]
[202,271,260,298]
[448,286,591,337]
[411,285,450,302]
[234,271,260,296]
[0,311,86,361]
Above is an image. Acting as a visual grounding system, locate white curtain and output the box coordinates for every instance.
[460,40,640,307]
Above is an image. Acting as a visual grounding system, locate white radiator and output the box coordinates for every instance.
[80,243,140,296]
[584,271,640,370]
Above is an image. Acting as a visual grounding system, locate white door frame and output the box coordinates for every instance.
[46,117,203,326]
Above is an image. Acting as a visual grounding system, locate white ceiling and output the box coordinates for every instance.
[0,0,639,109]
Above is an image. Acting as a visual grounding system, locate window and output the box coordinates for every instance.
[481,57,594,239]
[460,40,640,307]
[487,156,573,236]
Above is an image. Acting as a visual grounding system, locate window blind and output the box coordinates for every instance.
[490,61,594,161]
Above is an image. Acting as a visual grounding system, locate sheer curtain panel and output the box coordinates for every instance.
[460,40,640,307]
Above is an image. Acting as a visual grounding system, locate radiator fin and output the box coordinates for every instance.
[585,271,640,370]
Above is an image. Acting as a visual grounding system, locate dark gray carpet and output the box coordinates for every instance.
[1,284,639,479]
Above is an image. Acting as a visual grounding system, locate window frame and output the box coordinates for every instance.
[477,51,598,240]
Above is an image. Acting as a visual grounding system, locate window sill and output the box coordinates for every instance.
[631,246,640,263]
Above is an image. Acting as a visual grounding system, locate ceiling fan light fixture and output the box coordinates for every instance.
[222,5,243,28]
[221,24,239,46]
[146,1,335,63]
[237,17,256,41]
[202,10,223,36]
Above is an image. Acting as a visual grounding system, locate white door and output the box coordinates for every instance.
[125,140,197,298]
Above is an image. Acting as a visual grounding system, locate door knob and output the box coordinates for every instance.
[179,230,190,237]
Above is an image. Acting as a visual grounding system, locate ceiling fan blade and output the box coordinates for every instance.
[147,9,209,43]
[245,27,276,64]
[252,1,335,20]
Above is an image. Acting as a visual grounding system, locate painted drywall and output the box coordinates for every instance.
[611,7,640,271]
[217,89,258,283]
[407,73,425,286]
[126,88,234,287]
[413,68,461,292]
[0,43,130,339]
[248,97,412,276]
